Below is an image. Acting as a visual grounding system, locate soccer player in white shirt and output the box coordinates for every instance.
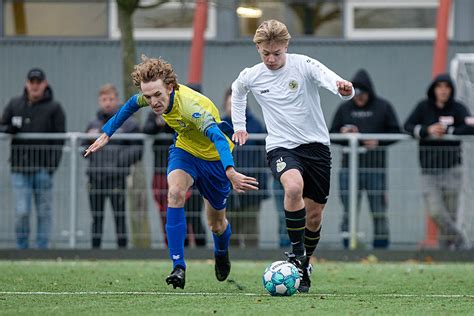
[231,19,354,293]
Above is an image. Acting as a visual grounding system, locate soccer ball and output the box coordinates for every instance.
[262,261,300,296]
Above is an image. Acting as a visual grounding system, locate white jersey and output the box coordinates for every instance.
[231,53,353,152]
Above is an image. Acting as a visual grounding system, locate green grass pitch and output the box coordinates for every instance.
[0,260,473,315]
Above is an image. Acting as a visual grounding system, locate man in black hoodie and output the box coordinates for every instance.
[0,68,66,249]
[404,74,472,250]
[330,69,401,249]
[84,84,142,248]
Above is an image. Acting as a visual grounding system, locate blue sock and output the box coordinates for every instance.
[165,207,187,269]
[212,222,231,257]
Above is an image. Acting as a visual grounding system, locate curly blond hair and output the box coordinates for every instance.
[253,19,291,45]
[131,55,179,90]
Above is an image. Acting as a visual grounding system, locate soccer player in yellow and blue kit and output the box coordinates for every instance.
[85,55,259,289]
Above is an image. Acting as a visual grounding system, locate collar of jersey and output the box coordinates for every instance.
[267,60,287,74]
[165,89,175,114]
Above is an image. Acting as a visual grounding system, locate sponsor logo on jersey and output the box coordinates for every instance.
[192,112,202,119]
[289,80,298,90]
[260,89,270,94]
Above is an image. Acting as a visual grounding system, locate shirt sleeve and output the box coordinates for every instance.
[305,56,354,100]
[231,68,250,132]
[205,124,235,170]
[102,94,142,137]
[404,102,426,139]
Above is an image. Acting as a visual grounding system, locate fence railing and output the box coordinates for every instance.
[0,132,472,250]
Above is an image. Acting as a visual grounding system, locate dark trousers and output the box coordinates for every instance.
[339,169,389,248]
[88,176,128,248]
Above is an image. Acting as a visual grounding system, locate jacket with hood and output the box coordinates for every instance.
[84,108,142,181]
[330,69,401,169]
[0,86,66,174]
[404,74,474,172]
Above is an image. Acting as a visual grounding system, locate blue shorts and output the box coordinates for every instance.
[167,146,231,210]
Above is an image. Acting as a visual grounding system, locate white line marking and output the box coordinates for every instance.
[0,291,472,298]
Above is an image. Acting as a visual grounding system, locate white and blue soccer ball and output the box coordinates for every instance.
[262,260,300,296]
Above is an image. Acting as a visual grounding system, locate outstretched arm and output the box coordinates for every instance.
[84,94,141,157]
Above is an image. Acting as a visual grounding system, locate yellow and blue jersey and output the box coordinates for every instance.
[104,84,234,162]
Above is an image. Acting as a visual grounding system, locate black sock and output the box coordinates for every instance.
[285,208,306,257]
[304,226,321,258]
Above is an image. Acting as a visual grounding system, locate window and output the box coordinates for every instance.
[237,0,343,38]
[345,0,453,39]
[109,0,216,40]
[3,0,108,37]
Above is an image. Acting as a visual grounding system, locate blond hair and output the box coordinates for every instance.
[98,83,118,97]
[253,19,291,45]
[131,55,179,90]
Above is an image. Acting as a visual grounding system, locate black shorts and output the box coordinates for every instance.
[267,142,331,204]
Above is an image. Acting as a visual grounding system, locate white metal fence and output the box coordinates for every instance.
[0,133,473,250]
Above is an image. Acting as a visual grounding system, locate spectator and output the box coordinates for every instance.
[0,68,65,249]
[143,111,207,247]
[404,74,473,250]
[220,87,269,247]
[330,69,401,249]
[83,83,142,248]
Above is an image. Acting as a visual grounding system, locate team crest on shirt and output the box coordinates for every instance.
[276,157,286,173]
[288,80,298,90]
[177,120,187,128]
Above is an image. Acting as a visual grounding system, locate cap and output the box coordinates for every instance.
[354,87,368,96]
[27,68,46,81]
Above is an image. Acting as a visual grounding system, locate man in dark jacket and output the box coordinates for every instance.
[221,87,268,247]
[330,69,401,249]
[0,68,66,249]
[84,84,142,248]
[404,74,472,250]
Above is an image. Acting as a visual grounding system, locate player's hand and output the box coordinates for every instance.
[336,80,353,96]
[84,133,110,157]
[226,168,259,193]
[232,130,249,146]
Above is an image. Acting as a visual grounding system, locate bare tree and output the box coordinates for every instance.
[116,0,172,100]
[115,0,172,249]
